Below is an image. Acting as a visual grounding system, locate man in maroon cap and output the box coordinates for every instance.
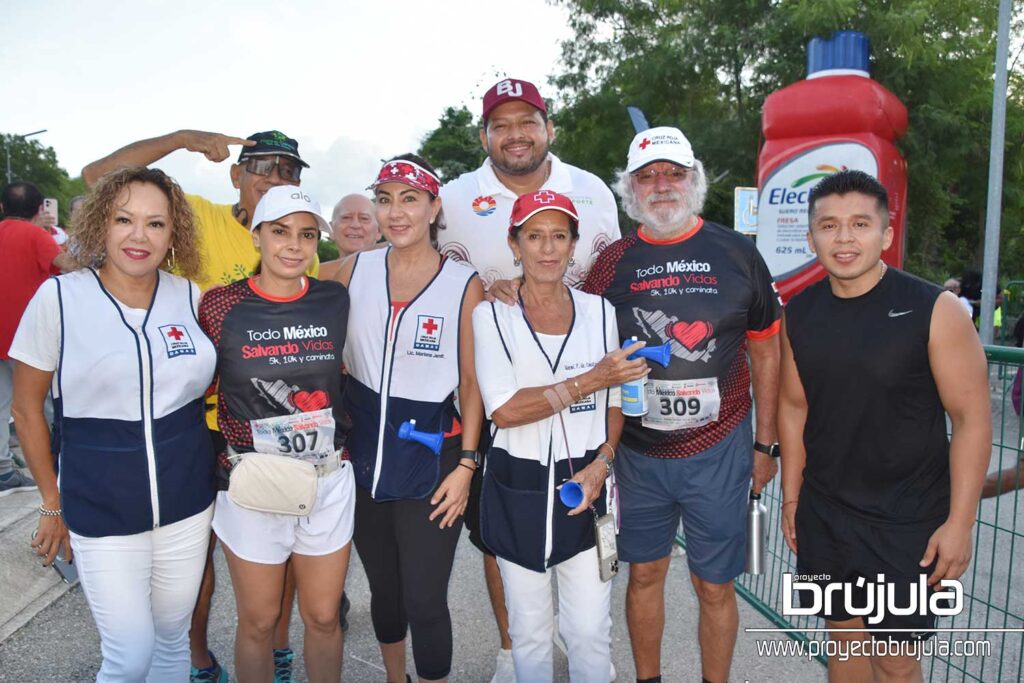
[439,77,621,682]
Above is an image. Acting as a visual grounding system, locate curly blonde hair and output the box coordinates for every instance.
[68,167,204,281]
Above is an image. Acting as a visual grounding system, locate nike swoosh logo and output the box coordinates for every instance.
[888,309,913,317]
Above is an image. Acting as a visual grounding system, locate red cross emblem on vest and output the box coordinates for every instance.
[421,318,439,335]
[533,190,556,204]
[166,327,184,341]
[639,138,651,150]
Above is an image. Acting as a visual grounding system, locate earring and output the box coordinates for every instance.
[568,257,576,266]
[167,246,177,271]
[513,258,521,267]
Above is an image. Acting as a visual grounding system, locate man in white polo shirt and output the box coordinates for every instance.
[439,77,619,292]
[439,76,621,683]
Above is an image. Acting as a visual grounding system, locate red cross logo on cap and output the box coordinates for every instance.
[533,190,557,204]
[166,327,184,341]
[639,138,651,150]
[422,318,439,335]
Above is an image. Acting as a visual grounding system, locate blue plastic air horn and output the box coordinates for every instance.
[398,419,444,456]
[559,481,584,508]
[624,340,672,368]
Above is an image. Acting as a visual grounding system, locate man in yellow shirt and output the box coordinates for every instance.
[82,129,318,683]
[82,129,319,289]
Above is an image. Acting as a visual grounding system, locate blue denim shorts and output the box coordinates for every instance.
[615,417,752,583]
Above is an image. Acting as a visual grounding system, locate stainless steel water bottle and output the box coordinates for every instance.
[746,490,768,575]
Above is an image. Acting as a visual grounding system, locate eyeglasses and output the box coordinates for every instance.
[631,166,690,185]
[243,156,302,183]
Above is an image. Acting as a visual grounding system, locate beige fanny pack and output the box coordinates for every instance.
[227,448,342,516]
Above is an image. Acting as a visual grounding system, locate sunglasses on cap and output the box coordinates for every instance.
[243,156,303,183]
[631,165,691,185]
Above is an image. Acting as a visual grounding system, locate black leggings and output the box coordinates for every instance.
[353,439,463,680]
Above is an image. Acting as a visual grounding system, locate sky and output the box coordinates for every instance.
[2,0,572,208]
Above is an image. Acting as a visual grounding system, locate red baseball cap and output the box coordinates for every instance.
[482,78,547,122]
[509,190,579,234]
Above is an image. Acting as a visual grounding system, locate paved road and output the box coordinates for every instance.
[0,524,818,682]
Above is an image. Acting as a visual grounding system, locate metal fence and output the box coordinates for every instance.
[677,345,1024,680]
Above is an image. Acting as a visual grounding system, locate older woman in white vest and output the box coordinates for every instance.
[472,191,649,682]
[10,167,217,682]
[335,153,485,683]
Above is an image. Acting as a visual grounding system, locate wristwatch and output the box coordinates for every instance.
[754,441,781,458]
[595,451,614,477]
[461,450,481,468]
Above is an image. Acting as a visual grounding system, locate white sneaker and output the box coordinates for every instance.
[490,648,516,683]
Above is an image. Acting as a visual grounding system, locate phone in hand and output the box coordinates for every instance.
[52,547,78,584]
[42,198,59,226]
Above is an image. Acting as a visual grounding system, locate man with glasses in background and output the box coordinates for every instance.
[583,127,782,683]
[82,130,319,683]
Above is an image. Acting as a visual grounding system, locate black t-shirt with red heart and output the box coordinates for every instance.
[198,276,351,458]
[583,219,781,458]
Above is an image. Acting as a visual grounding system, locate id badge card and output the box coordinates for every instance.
[250,408,335,459]
[594,512,619,582]
[642,377,721,431]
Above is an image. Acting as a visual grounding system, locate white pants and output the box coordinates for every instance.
[70,504,214,683]
[498,546,612,683]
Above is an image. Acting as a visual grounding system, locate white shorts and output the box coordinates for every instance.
[213,462,355,565]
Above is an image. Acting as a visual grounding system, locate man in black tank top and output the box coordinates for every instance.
[779,171,991,682]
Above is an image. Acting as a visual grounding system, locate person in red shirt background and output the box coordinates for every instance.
[0,181,74,496]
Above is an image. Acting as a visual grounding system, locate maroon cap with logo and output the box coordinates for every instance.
[509,190,579,234]
[482,78,547,122]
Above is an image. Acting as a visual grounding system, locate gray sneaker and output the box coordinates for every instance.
[0,469,38,497]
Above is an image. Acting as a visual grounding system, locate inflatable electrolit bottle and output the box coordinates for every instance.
[756,30,908,301]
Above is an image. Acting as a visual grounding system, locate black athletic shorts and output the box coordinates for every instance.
[795,485,949,640]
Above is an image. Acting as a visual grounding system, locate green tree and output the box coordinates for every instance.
[549,0,1024,283]
[317,238,340,263]
[1,134,83,225]
[418,106,486,182]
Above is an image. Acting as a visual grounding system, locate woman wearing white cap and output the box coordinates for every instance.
[198,185,354,682]
[336,153,484,683]
[472,190,648,682]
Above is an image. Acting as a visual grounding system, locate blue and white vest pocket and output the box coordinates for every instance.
[481,450,548,573]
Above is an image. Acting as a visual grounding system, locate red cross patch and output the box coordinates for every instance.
[414,315,444,352]
[158,324,196,358]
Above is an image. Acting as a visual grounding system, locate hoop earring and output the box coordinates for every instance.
[513,258,521,267]
[167,246,177,271]
[568,257,576,266]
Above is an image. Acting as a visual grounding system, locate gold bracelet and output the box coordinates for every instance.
[782,500,799,507]
[596,442,615,460]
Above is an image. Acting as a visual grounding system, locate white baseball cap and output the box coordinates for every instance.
[251,185,332,235]
[626,126,695,173]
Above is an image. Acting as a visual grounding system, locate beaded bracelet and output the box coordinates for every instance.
[38,505,62,517]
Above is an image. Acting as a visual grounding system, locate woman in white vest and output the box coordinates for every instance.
[10,167,217,682]
[336,154,484,683]
[472,191,648,682]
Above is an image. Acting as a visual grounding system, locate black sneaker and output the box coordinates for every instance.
[0,469,37,498]
[273,647,294,683]
[189,651,228,683]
